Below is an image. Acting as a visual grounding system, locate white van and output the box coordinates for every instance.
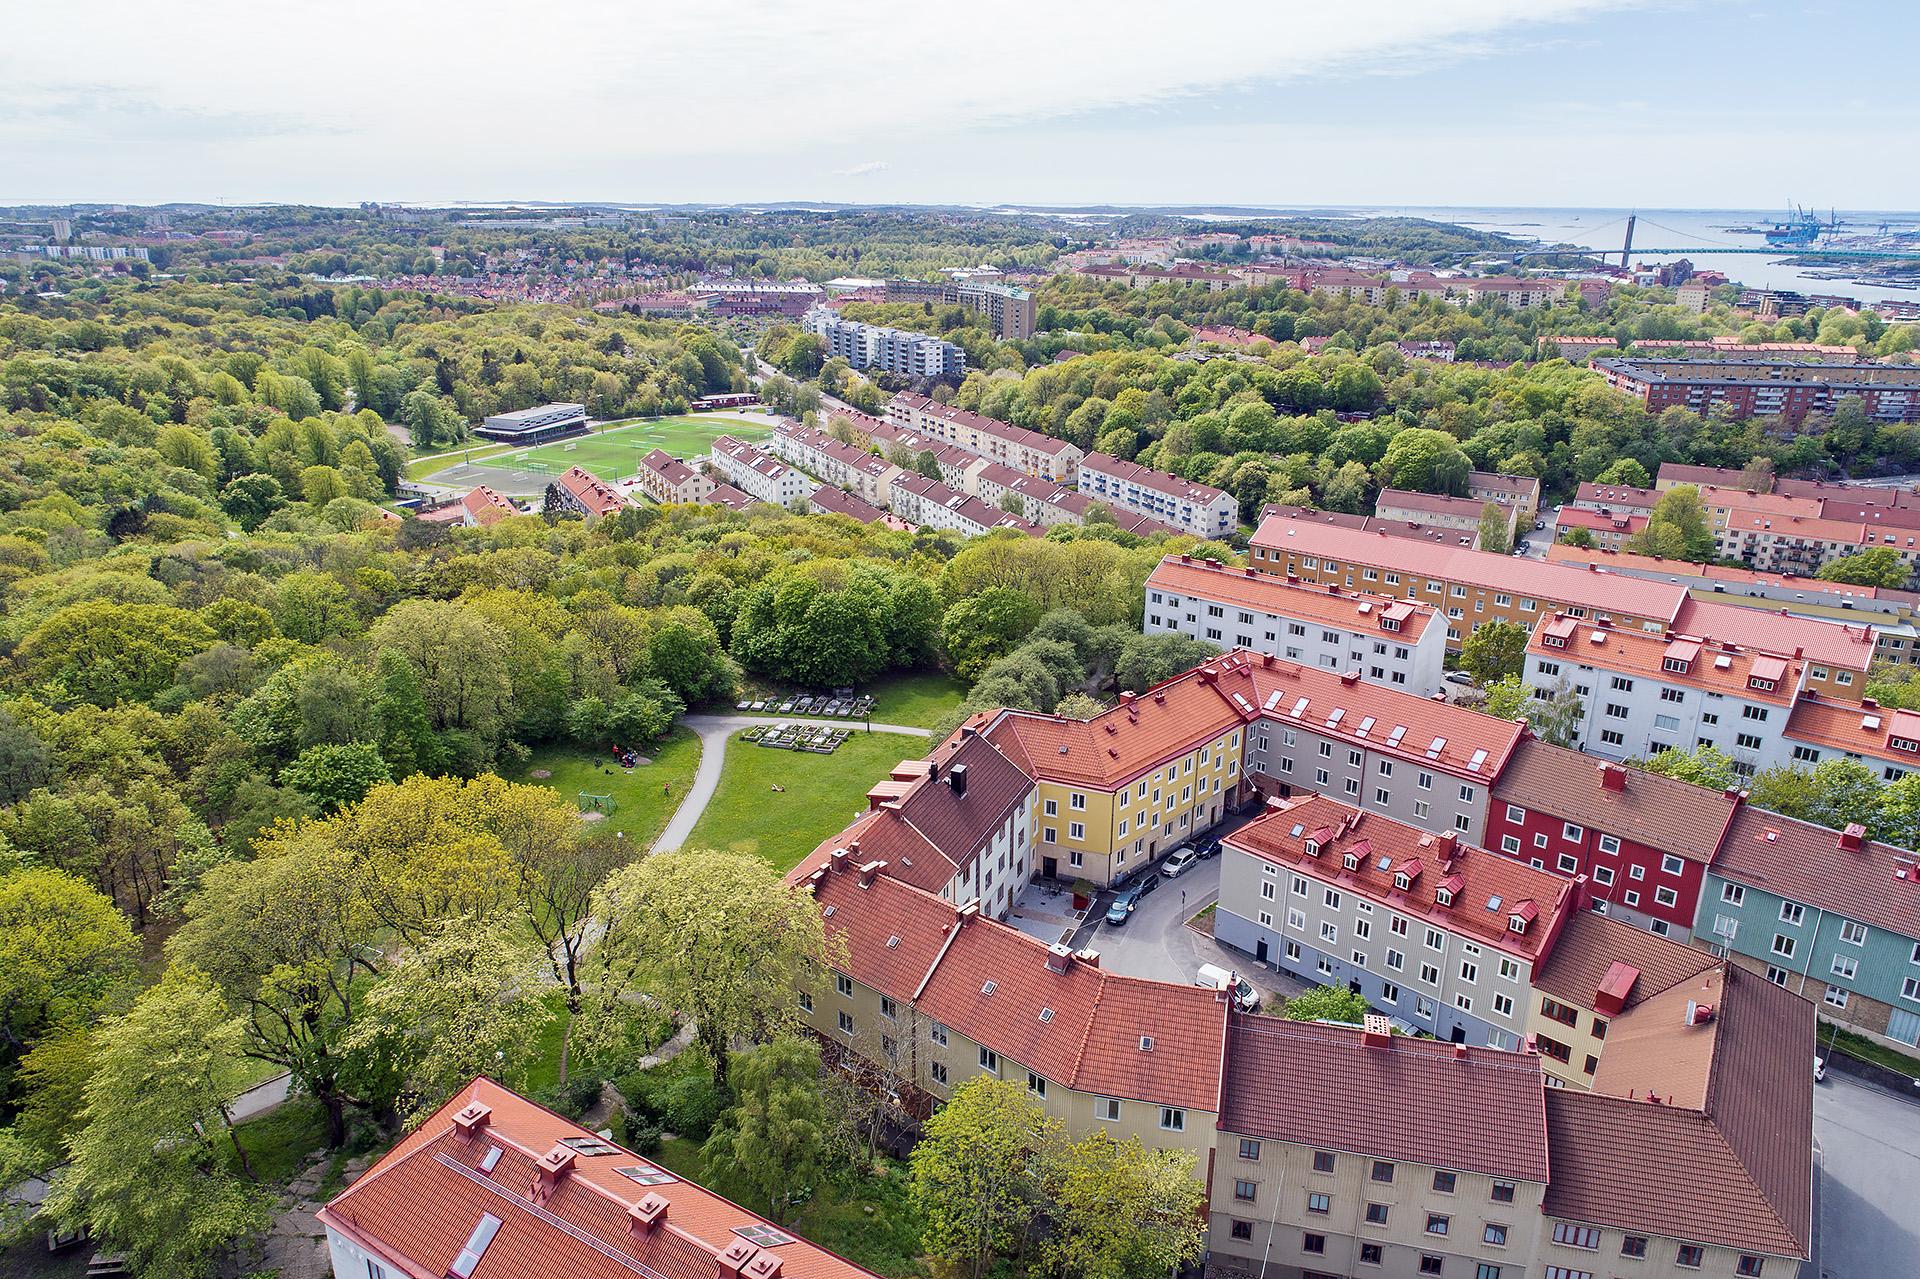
[1195,963,1261,1012]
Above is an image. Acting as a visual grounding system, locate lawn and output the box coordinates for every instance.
[688,731,921,871]
[504,727,702,848]
[227,1095,331,1185]
[507,414,772,484]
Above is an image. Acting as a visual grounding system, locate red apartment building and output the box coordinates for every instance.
[1485,738,1741,942]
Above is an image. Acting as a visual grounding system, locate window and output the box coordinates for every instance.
[450,1214,503,1279]
[1026,1072,1046,1098]
[1772,933,1796,959]
[1160,1107,1185,1131]
[835,973,854,997]
[1419,1258,1443,1277]
[1621,1236,1647,1258]
[1491,1181,1515,1204]
[1230,1220,1252,1241]
[367,1264,388,1279]
[930,1022,948,1046]
[1431,1168,1456,1194]
[1365,1202,1390,1225]
[931,1061,949,1085]
[798,989,813,1012]
[1313,1150,1336,1174]
[1370,1159,1395,1183]
[1552,1223,1600,1249]
[979,1047,999,1074]
[1097,1097,1121,1121]
[880,995,897,1019]
[1722,882,1745,905]
[1840,919,1868,946]
[1541,997,1578,1026]
[1234,1179,1258,1202]
[837,1011,855,1034]
[1477,1268,1502,1279]
[1492,993,1514,1017]
[1426,1213,1450,1236]
[1677,1244,1705,1269]
[1483,1224,1508,1246]
[1303,1233,1326,1255]
[1661,854,1685,875]
[1543,1271,1593,1279]
[1361,1243,1384,1265]
[1736,1255,1764,1277]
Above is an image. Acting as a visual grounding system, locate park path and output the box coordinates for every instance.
[652,714,933,852]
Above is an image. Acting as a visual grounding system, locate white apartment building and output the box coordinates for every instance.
[802,308,965,378]
[1145,554,1448,696]
[767,420,904,507]
[1525,615,1805,772]
[708,435,817,506]
[888,475,1039,539]
[1077,452,1239,538]
[888,394,1083,482]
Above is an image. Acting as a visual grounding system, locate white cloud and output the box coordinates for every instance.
[833,161,889,179]
[0,0,1659,200]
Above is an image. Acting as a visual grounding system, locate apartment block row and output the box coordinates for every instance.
[1595,356,1920,424]
[882,278,1036,340]
[887,393,1083,482]
[1373,487,1517,548]
[801,307,965,378]
[708,435,816,506]
[790,781,1811,1279]
[1250,510,1875,700]
[1078,451,1240,538]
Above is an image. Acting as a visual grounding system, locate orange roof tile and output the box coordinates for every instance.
[1147,555,1437,642]
[1714,803,1920,938]
[1226,795,1577,963]
[1530,910,1720,1017]
[1528,614,1801,706]
[319,1078,883,1279]
[1674,599,1875,674]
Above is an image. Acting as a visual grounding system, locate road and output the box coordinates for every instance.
[652,714,933,852]
[1815,1072,1920,1278]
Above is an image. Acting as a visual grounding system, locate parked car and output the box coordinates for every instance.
[1105,885,1146,925]
[1195,837,1223,860]
[1160,847,1200,878]
[1194,963,1261,1012]
[1444,671,1477,686]
[1814,1056,1827,1083]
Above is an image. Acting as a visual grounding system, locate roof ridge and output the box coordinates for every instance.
[1066,972,1111,1090]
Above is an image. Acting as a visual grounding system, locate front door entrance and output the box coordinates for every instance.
[1449,1025,1467,1044]
[1255,938,1269,963]
[1043,856,1057,879]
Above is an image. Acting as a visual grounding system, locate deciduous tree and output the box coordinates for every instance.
[702,1036,831,1224]
[910,1077,1061,1278]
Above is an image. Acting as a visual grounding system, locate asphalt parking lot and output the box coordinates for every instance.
[1073,831,1311,1011]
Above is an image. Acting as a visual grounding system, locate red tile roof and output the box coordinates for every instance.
[638,448,698,488]
[318,1078,883,1279]
[1225,795,1577,963]
[1544,541,1920,604]
[807,486,887,524]
[1714,803,1920,938]
[1784,690,1920,762]
[556,465,627,518]
[889,394,1077,462]
[1220,1016,1549,1182]
[704,483,757,512]
[1546,963,1813,1258]
[788,851,1228,1112]
[1531,908,1718,1012]
[1374,488,1491,520]
[1148,555,1437,641]
[1555,506,1648,535]
[1672,599,1875,674]
[1252,513,1692,625]
[1491,739,1738,865]
[1575,481,1661,509]
[1529,614,1802,706]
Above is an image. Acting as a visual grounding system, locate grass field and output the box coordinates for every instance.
[504,728,702,848]
[688,731,918,871]
[504,414,771,483]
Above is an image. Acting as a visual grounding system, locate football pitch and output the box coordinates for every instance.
[507,414,771,481]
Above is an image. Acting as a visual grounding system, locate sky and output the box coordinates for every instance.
[5,0,1917,210]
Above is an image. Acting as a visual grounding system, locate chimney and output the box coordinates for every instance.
[532,1144,576,1203]
[451,1101,492,1137]
[1684,1001,1715,1026]
[627,1192,669,1238]
[829,848,849,874]
[948,763,968,797]
[1074,947,1101,968]
[742,1255,783,1279]
[1339,670,1359,686]
[857,859,886,888]
[1120,691,1136,705]
[1598,762,1626,792]
[1839,823,1866,851]
[1361,1014,1393,1048]
[1452,1044,1467,1060]
[1437,831,1458,857]
[717,1237,758,1279]
[1045,942,1073,974]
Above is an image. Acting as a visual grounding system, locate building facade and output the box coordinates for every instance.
[709,435,817,506]
[802,307,966,378]
[1078,452,1239,538]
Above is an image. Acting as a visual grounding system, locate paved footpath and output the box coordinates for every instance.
[653,714,933,852]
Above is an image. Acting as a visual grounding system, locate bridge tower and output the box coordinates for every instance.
[1620,215,1636,269]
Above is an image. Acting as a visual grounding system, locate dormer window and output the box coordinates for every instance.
[1381,617,1400,632]
[1893,736,1920,754]
[1436,887,1454,907]
[1749,677,1776,692]
[1394,872,1411,890]
[1663,657,1689,674]
[1543,634,1567,649]
[1509,915,1529,934]
[1304,840,1320,857]
[1343,853,1359,871]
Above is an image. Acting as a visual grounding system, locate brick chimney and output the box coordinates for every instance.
[1840,823,1866,851]
[829,848,849,874]
[451,1101,492,1137]
[1045,943,1073,974]
[1598,762,1626,792]
[717,1238,758,1279]
[857,859,886,888]
[531,1144,576,1204]
[1361,1014,1393,1048]
[627,1192,669,1238]
[1074,947,1101,968]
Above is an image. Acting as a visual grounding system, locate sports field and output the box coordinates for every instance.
[513,414,772,481]
[416,414,774,494]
